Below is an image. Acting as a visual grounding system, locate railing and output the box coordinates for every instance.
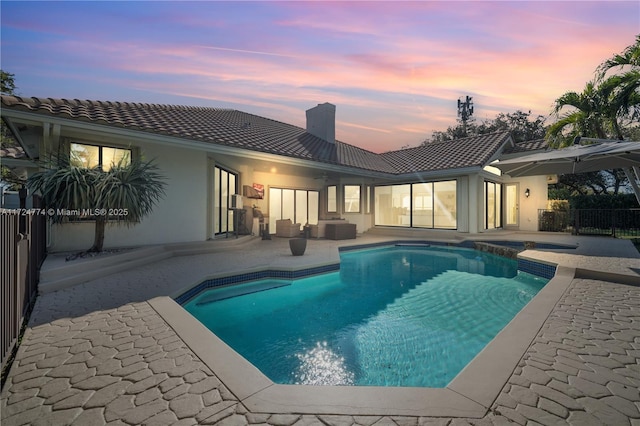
[538,208,640,237]
[1,195,46,377]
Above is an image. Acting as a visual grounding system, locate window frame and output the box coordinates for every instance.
[70,141,133,171]
[374,180,457,229]
[484,180,502,230]
[343,184,361,213]
[214,164,239,235]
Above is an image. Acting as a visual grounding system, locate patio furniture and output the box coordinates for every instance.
[312,219,349,238]
[325,223,357,240]
[275,219,301,237]
[289,238,307,256]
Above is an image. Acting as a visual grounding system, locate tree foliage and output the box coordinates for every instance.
[425,110,546,145]
[1,69,22,190]
[1,70,16,95]
[546,36,640,198]
[548,35,640,147]
[549,169,628,197]
[27,158,167,252]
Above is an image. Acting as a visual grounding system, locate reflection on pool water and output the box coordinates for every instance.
[182,246,548,387]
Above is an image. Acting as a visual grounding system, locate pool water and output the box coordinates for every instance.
[183,246,548,387]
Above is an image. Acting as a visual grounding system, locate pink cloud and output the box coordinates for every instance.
[3,1,638,152]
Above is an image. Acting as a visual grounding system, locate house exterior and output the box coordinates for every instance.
[0,95,548,252]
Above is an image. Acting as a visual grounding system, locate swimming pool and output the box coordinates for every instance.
[182,245,548,387]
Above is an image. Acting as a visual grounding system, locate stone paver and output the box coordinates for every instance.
[2,233,640,425]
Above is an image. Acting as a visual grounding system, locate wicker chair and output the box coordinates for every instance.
[275,219,301,237]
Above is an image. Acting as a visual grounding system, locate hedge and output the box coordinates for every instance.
[566,194,639,210]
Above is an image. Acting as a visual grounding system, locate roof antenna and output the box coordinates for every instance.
[457,95,474,137]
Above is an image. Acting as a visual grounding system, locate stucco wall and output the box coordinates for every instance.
[49,142,208,252]
[516,175,548,231]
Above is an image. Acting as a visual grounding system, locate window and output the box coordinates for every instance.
[374,184,411,226]
[412,183,433,227]
[343,185,361,213]
[269,188,319,230]
[70,142,131,171]
[374,180,457,229]
[434,180,457,229]
[327,185,337,213]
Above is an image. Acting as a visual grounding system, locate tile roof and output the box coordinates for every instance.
[381,131,512,174]
[1,96,510,175]
[0,146,26,160]
[503,138,548,154]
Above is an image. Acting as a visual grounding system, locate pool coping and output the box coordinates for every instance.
[149,246,576,417]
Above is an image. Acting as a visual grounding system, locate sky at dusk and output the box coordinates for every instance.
[1,1,638,153]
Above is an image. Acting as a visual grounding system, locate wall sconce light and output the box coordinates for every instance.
[525,188,530,198]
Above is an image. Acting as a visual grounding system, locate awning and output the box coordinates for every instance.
[493,140,640,177]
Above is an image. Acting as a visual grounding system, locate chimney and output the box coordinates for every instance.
[306,102,335,144]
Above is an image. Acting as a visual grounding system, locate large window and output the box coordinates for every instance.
[375,184,410,226]
[70,142,131,171]
[412,182,433,227]
[485,181,502,230]
[269,188,319,231]
[343,185,361,213]
[374,181,457,229]
[434,180,457,229]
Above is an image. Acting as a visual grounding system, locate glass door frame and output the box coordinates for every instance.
[504,182,519,229]
[213,165,238,236]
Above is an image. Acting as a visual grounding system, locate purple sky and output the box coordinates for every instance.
[1,1,638,153]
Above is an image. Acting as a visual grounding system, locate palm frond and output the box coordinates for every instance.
[95,158,166,225]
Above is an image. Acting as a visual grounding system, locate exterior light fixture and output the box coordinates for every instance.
[525,188,530,198]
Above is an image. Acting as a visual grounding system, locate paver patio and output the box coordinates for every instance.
[1,232,640,425]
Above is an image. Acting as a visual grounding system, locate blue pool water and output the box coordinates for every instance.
[183,246,548,387]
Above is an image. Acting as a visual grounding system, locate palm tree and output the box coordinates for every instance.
[547,37,640,147]
[546,80,610,147]
[597,36,640,139]
[597,35,640,77]
[598,71,640,139]
[598,35,640,139]
[28,158,166,253]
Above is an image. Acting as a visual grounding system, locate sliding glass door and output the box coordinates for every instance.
[269,188,319,232]
[374,181,457,229]
[485,181,502,230]
[214,165,238,235]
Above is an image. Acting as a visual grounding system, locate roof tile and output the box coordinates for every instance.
[503,138,548,154]
[381,132,512,174]
[1,96,511,175]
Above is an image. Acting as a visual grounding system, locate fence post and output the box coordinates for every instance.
[18,187,27,234]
